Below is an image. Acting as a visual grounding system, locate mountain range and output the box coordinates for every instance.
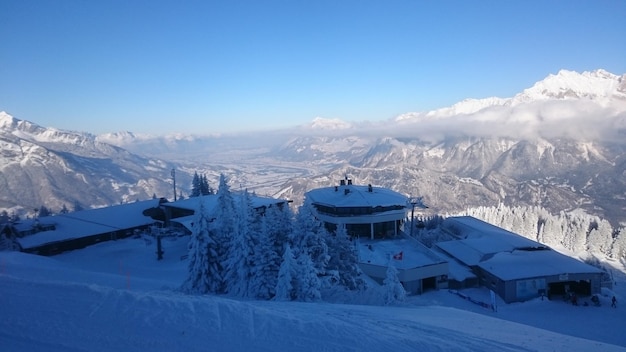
[1,69,625,226]
[0,112,175,213]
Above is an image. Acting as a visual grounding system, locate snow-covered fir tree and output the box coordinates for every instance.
[326,224,366,290]
[223,190,257,298]
[250,212,281,299]
[293,251,322,302]
[211,174,237,280]
[190,172,201,197]
[291,199,330,280]
[382,260,406,305]
[264,203,293,258]
[190,172,213,197]
[181,199,222,294]
[200,174,213,195]
[37,205,51,218]
[274,244,297,301]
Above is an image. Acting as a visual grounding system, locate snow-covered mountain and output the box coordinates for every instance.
[0,112,177,214]
[2,69,625,224]
[512,69,626,104]
[395,69,626,132]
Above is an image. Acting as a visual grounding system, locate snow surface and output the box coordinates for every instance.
[1,236,626,351]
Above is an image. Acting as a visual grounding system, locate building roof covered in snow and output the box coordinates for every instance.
[305,181,410,209]
[436,216,603,281]
[358,237,446,270]
[477,249,603,281]
[436,216,548,266]
[16,199,162,250]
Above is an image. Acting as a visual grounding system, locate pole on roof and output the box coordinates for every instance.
[410,198,417,237]
[171,168,177,202]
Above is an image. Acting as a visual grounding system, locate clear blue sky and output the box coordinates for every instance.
[1,0,625,135]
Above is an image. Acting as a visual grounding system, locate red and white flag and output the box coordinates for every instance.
[392,251,403,260]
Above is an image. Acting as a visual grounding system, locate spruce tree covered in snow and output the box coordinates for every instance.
[250,213,281,299]
[293,251,322,302]
[181,200,222,294]
[382,260,406,305]
[291,199,330,280]
[190,172,201,197]
[264,203,293,258]
[326,224,366,290]
[200,174,213,195]
[610,226,626,261]
[223,190,257,297]
[274,244,297,301]
[212,174,237,275]
[37,205,51,218]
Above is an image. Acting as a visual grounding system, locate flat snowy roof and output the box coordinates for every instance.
[306,184,409,208]
[358,237,446,270]
[478,249,603,281]
[436,216,602,281]
[17,199,161,249]
[437,216,547,266]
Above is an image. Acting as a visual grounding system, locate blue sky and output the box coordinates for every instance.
[1,0,625,135]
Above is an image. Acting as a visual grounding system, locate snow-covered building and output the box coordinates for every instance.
[305,180,446,294]
[305,179,413,239]
[358,236,449,294]
[14,199,164,255]
[436,216,604,303]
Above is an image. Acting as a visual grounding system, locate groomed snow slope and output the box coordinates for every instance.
[0,237,624,352]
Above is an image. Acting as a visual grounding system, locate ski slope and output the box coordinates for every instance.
[1,236,624,351]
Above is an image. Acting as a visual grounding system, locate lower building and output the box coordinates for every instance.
[357,236,449,295]
[436,216,604,303]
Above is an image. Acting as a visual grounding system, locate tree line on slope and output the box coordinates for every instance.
[180,174,406,303]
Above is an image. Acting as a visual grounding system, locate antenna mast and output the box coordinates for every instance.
[171,168,177,201]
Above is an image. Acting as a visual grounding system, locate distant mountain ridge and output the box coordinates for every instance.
[1,69,625,225]
[0,112,175,215]
[395,69,626,123]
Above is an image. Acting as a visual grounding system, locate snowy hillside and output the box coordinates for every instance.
[0,112,177,214]
[1,237,625,351]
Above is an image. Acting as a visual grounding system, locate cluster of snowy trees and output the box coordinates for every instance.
[460,204,626,261]
[189,172,214,197]
[181,174,369,302]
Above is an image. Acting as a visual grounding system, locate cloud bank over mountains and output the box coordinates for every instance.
[303,69,626,142]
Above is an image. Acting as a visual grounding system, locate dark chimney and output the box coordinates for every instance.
[347,179,352,185]
[368,184,372,192]
[340,179,346,186]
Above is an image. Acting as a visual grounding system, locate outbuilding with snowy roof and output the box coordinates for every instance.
[436,216,604,303]
[15,199,164,255]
